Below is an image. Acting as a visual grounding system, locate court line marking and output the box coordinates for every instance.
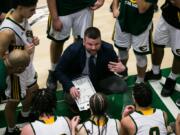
[149,77,179,119]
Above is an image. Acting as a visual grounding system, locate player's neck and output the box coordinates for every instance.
[135,106,154,115]
[11,10,24,23]
[39,113,54,119]
[90,115,107,126]
[136,105,152,111]
[39,114,55,124]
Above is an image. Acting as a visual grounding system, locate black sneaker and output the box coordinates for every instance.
[144,70,162,81]
[4,127,20,135]
[46,70,57,91]
[161,78,176,97]
[118,67,128,80]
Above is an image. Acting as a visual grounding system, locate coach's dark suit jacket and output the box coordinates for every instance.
[55,41,119,93]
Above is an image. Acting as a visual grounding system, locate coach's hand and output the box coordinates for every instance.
[108,60,125,73]
[70,87,80,99]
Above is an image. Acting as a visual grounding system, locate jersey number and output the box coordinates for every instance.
[149,127,160,135]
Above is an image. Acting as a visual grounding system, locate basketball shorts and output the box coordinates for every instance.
[114,20,153,54]
[47,8,93,42]
[5,62,37,100]
[154,15,180,57]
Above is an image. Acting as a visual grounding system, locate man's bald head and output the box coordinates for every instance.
[6,49,30,73]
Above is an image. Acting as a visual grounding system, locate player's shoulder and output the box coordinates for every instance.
[0,28,14,39]
[121,115,136,132]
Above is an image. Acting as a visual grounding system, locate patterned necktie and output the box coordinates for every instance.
[88,55,96,81]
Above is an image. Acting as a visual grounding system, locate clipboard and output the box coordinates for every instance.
[72,76,96,111]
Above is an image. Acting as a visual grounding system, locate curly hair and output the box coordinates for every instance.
[31,88,57,117]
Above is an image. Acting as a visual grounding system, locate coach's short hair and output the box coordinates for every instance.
[84,27,101,39]
[132,83,152,107]
[90,93,108,116]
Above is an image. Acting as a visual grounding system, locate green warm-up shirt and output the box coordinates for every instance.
[118,0,157,35]
[56,0,96,16]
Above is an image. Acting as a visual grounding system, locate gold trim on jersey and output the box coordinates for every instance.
[138,107,155,115]
[177,12,180,23]
[90,116,107,126]
[10,75,21,100]
[130,0,137,4]
[39,116,55,124]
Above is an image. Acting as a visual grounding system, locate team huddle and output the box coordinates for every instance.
[0,0,180,135]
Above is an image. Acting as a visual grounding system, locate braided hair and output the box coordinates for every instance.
[89,93,108,135]
[31,88,57,117]
[90,93,108,116]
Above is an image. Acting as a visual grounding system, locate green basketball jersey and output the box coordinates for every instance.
[0,58,7,91]
[56,0,96,16]
[118,0,157,35]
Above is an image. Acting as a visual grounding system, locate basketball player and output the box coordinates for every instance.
[120,83,168,135]
[0,0,39,134]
